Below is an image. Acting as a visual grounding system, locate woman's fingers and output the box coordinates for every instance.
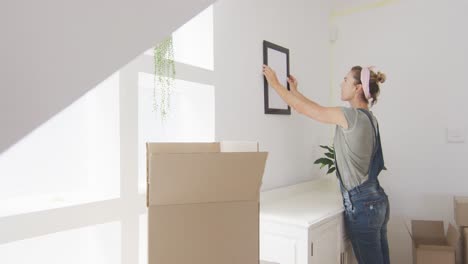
[287,75,298,92]
[263,65,274,76]
[262,65,281,87]
[287,76,296,84]
[262,65,275,81]
[288,75,297,83]
[263,66,297,87]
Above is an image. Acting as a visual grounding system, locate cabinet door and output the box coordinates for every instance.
[339,215,357,264]
[260,233,299,264]
[342,239,357,264]
[309,218,341,264]
[260,221,309,264]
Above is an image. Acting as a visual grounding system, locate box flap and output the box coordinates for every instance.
[412,220,446,245]
[454,196,468,203]
[404,218,413,239]
[146,142,221,206]
[147,142,220,154]
[148,152,268,206]
[454,196,468,226]
[446,223,460,247]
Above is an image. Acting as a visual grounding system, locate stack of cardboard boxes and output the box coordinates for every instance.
[455,197,468,264]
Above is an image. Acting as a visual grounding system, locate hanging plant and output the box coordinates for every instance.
[153,36,176,120]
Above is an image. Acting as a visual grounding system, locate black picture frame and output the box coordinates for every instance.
[263,40,291,115]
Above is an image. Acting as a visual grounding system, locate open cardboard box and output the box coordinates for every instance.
[146,142,268,264]
[455,196,468,227]
[406,220,460,264]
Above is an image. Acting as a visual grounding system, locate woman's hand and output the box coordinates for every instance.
[262,65,280,88]
[287,75,298,93]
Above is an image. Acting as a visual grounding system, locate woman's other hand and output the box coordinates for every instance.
[287,75,298,93]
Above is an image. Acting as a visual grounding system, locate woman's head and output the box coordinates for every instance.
[340,66,386,107]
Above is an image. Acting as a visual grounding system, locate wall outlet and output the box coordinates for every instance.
[447,127,466,143]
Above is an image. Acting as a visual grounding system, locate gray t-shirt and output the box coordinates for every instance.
[333,107,378,190]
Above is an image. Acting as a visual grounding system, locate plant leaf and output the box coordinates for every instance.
[327,167,336,174]
[319,145,334,153]
[314,158,333,166]
[325,152,335,159]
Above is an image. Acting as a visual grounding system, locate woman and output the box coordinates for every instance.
[263,65,390,264]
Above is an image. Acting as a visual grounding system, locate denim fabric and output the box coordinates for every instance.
[335,109,390,264]
[342,182,390,264]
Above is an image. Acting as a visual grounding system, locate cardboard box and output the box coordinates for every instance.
[407,220,460,264]
[464,228,468,264]
[455,196,468,227]
[146,142,268,264]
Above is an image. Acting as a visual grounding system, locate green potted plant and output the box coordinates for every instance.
[153,36,176,120]
[314,145,336,175]
[314,144,387,175]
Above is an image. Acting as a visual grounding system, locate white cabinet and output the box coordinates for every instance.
[259,179,357,264]
[260,213,346,264]
[309,216,342,264]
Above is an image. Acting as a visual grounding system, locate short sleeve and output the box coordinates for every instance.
[340,107,358,131]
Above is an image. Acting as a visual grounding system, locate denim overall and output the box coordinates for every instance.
[334,109,390,264]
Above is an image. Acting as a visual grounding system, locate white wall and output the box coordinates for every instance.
[0,0,215,154]
[214,0,333,190]
[330,1,468,263]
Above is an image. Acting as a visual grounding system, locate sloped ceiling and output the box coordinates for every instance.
[0,0,216,153]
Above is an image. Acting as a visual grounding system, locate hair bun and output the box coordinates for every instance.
[376,71,386,84]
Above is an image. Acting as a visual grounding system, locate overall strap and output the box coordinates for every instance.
[357,109,379,155]
[358,108,384,183]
